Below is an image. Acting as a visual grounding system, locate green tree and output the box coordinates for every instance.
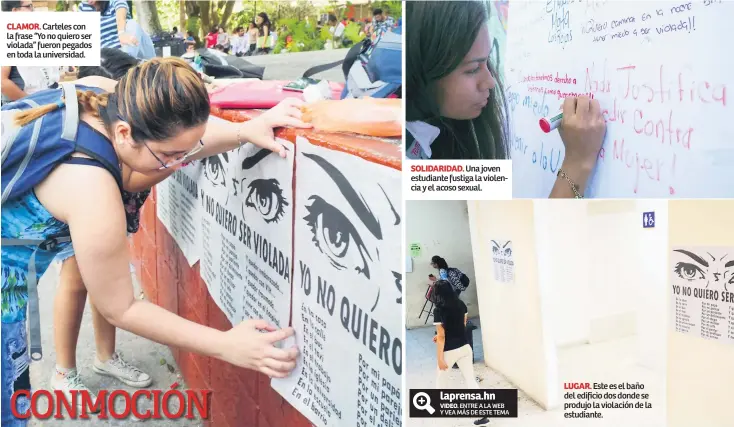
[155,0,180,31]
[199,0,236,32]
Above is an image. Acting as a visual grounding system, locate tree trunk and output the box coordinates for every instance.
[133,0,163,35]
[186,1,199,17]
[220,1,235,30]
[179,0,186,34]
[221,1,234,27]
[199,0,211,32]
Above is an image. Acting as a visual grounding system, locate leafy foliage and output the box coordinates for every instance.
[273,18,324,54]
[156,0,180,31]
[343,21,364,44]
[374,0,402,19]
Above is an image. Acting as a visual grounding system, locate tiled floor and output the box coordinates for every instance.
[406,320,666,427]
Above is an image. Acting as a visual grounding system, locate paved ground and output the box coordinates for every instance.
[406,320,666,427]
[406,318,547,427]
[27,262,197,426]
[243,48,349,82]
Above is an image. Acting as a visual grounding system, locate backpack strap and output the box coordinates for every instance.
[302,59,344,79]
[60,82,79,142]
[73,123,124,192]
[1,98,43,205]
[1,231,72,361]
[301,38,367,79]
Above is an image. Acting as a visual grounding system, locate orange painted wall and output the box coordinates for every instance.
[130,108,401,427]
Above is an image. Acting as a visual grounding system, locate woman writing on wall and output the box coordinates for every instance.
[433,280,489,425]
[406,1,605,198]
[1,57,309,424]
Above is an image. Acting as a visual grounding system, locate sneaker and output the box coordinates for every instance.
[50,368,100,413]
[92,352,152,388]
[474,417,490,425]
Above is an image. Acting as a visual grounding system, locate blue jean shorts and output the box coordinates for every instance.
[1,320,31,427]
[54,241,76,263]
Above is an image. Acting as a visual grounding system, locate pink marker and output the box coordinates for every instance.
[539,112,563,133]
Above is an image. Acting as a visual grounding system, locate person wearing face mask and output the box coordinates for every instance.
[406,1,606,199]
[1,57,311,425]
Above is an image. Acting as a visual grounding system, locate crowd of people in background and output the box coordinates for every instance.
[2,3,400,105]
[196,12,273,56]
[174,6,398,57]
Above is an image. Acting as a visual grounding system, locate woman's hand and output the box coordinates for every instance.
[438,358,448,371]
[219,319,299,378]
[550,96,606,198]
[558,96,606,174]
[119,32,139,46]
[241,97,313,157]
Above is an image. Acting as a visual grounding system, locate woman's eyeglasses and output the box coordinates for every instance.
[146,139,204,170]
[116,114,205,170]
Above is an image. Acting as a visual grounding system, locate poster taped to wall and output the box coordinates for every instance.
[670,247,734,345]
[492,240,514,283]
[155,162,203,266]
[197,122,294,330]
[271,136,403,427]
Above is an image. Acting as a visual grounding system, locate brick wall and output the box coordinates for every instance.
[130,107,400,427]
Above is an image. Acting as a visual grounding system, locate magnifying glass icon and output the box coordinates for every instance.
[412,392,436,414]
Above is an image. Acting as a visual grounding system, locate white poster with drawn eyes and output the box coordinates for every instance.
[197,124,293,330]
[670,247,734,345]
[155,162,203,266]
[491,240,514,284]
[271,136,403,427]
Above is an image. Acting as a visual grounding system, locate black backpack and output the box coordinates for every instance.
[447,268,471,292]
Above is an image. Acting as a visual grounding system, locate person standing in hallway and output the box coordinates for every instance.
[433,280,489,425]
[431,255,469,297]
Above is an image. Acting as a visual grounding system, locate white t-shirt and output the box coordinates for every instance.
[330,23,345,38]
[16,67,61,95]
[231,34,248,55]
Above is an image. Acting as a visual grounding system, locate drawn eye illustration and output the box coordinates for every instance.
[492,246,499,254]
[203,153,228,188]
[244,179,288,224]
[304,195,372,279]
[673,262,705,281]
[392,271,402,304]
[504,248,512,257]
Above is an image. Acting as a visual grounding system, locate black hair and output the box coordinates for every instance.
[2,1,21,11]
[236,26,244,32]
[173,26,178,32]
[77,48,139,81]
[406,1,509,160]
[434,280,460,310]
[431,256,449,271]
[373,8,383,16]
[257,12,271,27]
[98,1,110,12]
[328,14,337,24]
